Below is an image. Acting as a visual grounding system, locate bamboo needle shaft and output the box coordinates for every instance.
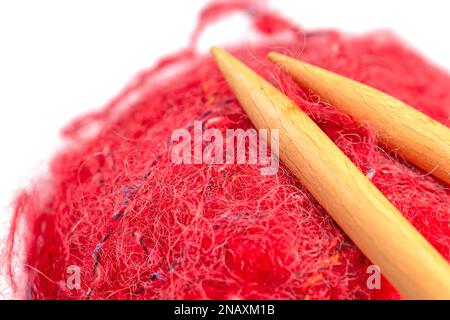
[268,52,450,185]
[211,46,450,300]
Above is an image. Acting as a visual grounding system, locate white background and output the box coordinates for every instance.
[0,0,449,299]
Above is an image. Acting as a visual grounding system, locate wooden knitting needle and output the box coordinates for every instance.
[211,46,450,300]
[268,52,450,185]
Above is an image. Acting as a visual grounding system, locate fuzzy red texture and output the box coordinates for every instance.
[6,0,450,300]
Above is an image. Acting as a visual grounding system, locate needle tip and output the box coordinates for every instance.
[268,51,287,64]
[210,46,237,77]
[210,46,225,60]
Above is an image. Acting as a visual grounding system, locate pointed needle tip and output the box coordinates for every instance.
[210,46,225,60]
[268,51,286,64]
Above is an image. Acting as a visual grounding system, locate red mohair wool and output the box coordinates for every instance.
[6,1,450,300]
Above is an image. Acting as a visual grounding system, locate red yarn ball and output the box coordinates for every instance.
[6,1,450,300]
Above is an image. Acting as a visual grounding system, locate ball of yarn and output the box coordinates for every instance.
[6,1,450,300]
